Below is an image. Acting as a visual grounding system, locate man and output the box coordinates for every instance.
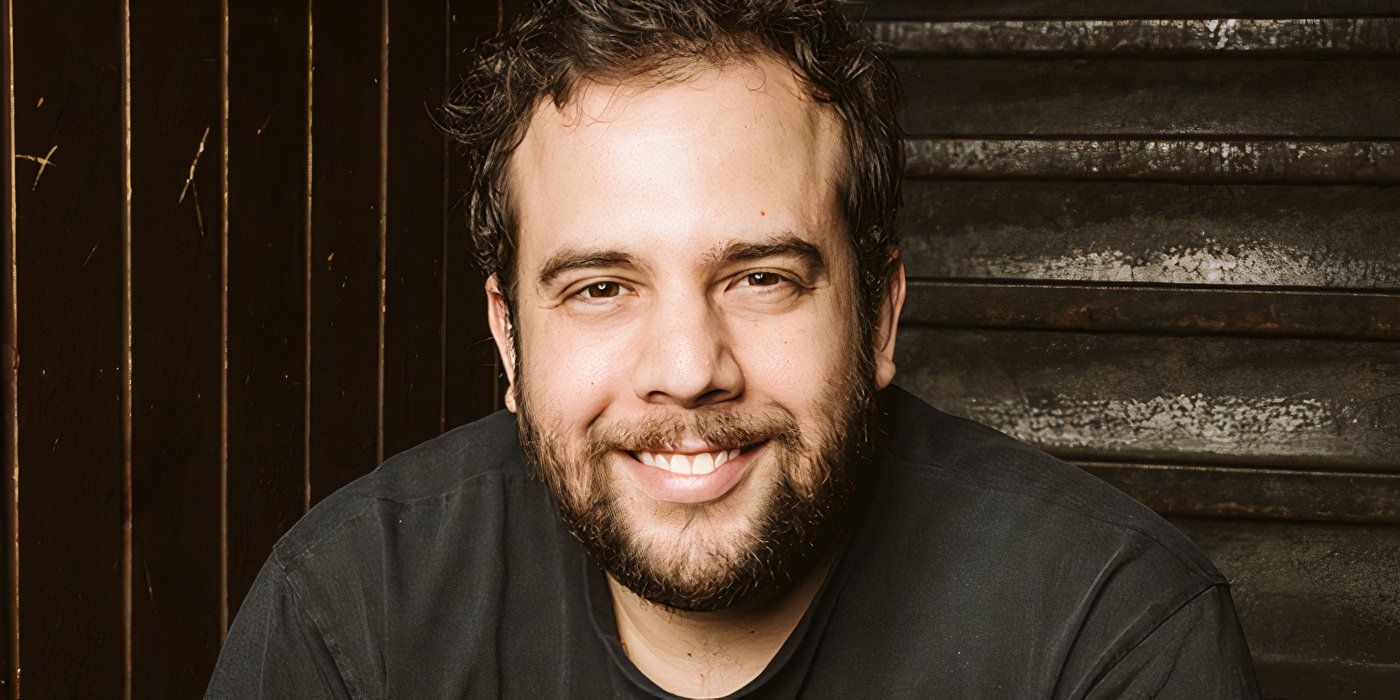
[208,0,1259,697]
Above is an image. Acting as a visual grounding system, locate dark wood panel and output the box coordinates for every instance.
[1083,462,1400,523]
[382,0,446,459]
[871,18,1400,57]
[896,329,1400,470]
[308,0,385,502]
[1,0,17,693]
[904,138,1400,185]
[442,0,503,431]
[1169,517,1400,696]
[128,1,223,695]
[226,0,311,621]
[847,0,1400,20]
[903,281,1400,341]
[899,181,1400,288]
[11,1,126,694]
[895,60,1400,138]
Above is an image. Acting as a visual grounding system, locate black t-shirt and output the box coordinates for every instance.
[206,386,1260,698]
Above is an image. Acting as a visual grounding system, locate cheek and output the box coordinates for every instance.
[728,301,851,408]
[520,316,628,429]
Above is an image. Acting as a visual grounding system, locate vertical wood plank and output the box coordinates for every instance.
[226,0,311,616]
[382,1,448,458]
[11,1,127,694]
[0,0,17,694]
[442,0,507,431]
[308,0,386,501]
[127,1,224,695]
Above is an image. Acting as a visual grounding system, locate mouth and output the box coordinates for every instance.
[620,442,766,505]
[628,446,748,476]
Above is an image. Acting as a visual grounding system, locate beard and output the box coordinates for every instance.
[515,332,877,613]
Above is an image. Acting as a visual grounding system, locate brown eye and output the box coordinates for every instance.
[744,272,783,287]
[583,282,621,298]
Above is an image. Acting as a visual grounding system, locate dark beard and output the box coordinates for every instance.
[515,351,876,613]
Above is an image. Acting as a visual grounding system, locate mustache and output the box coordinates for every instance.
[585,407,801,458]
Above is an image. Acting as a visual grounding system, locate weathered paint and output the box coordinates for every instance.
[869,18,1400,56]
[897,328,1400,470]
[898,180,1400,289]
[904,139,1400,184]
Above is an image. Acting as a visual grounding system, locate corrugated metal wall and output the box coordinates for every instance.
[0,0,1395,697]
[855,1,1400,697]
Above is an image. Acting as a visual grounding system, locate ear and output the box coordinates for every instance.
[485,275,519,413]
[873,254,906,390]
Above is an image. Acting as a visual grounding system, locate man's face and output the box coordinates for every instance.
[489,56,901,611]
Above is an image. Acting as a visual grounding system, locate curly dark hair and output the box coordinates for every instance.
[444,0,903,330]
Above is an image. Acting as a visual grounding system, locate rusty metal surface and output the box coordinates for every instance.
[902,281,1400,341]
[899,181,1400,288]
[1168,518,1400,686]
[846,0,1400,20]
[904,138,1400,183]
[1082,462,1400,523]
[896,328,1400,471]
[871,18,1400,57]
[896,59,1400,138]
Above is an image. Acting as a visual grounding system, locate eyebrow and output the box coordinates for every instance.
[703,233,827,279]
[536,250,640,287]
[534,232,827,288]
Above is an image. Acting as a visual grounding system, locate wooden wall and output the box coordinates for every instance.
[0,1,508,697]
[854,1,1400,697]
[2,0,1397,697]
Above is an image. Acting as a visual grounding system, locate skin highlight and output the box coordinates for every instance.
[486,56,905,697]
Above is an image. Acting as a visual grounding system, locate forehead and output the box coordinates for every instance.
[508,55,847,270]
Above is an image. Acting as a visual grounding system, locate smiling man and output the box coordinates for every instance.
[208,1,1258,698]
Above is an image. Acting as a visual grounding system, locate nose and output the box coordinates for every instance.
[631,291,743,409]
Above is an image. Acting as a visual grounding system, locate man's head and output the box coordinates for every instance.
[446,0,905,612]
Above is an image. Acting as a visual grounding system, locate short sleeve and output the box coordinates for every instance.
[205,559,354,699]
[1086,585,1260,699]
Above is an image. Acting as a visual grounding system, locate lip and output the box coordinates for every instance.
[620,442,765,505]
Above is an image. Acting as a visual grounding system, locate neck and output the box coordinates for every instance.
[608,551,837,699]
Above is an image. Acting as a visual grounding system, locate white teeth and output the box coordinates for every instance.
[670,454,693,474]
[634,448,740,475]
[692,452,715,475]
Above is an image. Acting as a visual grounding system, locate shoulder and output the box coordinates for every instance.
[870,385,1224,587]
[269,409,525,572]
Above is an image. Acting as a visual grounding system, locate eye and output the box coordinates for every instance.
[577,281,623,299]
[737,271,790,288]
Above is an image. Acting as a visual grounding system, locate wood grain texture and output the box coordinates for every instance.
[226,0,310,622]
[307,0,385,503]
[442,0,504,431]
[902,281,1400,342]
[846,0,1400,20]
[870,18,1400,57]
[1170,517,1400,695]
[1085,462,1400,523]
[11,1,127,693]
[899,181,1400,288]
[382,0,447,460]
[895,328,1400,471]
[904,138,1400,184]
[895,60,1400,138]
[128,0,224,694]
[1,0,16,693]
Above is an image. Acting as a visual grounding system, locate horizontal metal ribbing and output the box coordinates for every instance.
[868,17,1400,56]
[904,138,1400,184]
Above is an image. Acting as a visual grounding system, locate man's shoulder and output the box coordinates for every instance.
[270,409,525,571]
[872,385,1224,586]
